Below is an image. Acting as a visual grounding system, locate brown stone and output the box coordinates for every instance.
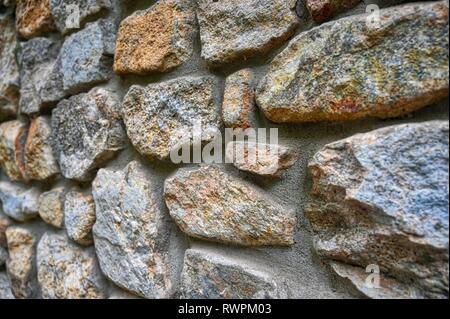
[113,0,196,75]
[38,187,65,228]
[306,0,361,23]
[0,120,27,182]
[64,191,96,246]
[0,217,10,247]
[16,0,55,39]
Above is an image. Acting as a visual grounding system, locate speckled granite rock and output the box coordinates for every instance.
[222,69,256,129]
[306,0,361,23]
[305,121,449,299]
[197,0,299,66]
[5,226,38,298]
[0,272,15,299]
[49,0,115,35]
[60,19,116,94]
[24,117,59,181]
[0,13,20,120]
[257,1,449,123]
[114,0,195,75]
[123,76,221,160]
[37,232,107,299]
[64,191,95,246]
[15,0,55,39]
[226,142,297,177]
[181,249,285,299]
[0,120,27,182]
[19,37,65,115]
[51,87,126,181]
[0,217,9,247]
[0,182,40,222]
[38,187,65,228]
[164,165,296,246]
[92,161,184,298]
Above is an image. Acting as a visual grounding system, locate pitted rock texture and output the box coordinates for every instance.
[181,249,285,299]
[306,0,361,23]
[5,226,37,298]
[60,19,116,94]
[257,1,449,123]
[0,120,27,181]
[19,37,65,115]
[92,161,183,298]
[123,76,221,161]
[24,117,59,181]
[15,0,55,39]
[51,87,126,181]
[305,121,449,299]
[164,165,297,246]
[0,272,15,299]
[37,232,107,299]
[222,69,256,129]
[49,0,115,35]
[114,0,196,75]
[64,191,95,246]
[226,141,297,177]
[38,187,65,228]
[197,0,299,66]
[0,182,40,221]
[0,13,20,120]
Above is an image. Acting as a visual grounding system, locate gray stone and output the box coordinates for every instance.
[0,182,40,222]
[92,161,184,298]
[306,120,449,298]
[38,187,65,228]
[181,249,285,299]
[50,0,115,35]
[60,19,117,94]
[256,1,449,123]
[122,76,221,160]
[0,13,20,120]
[0,272,14,299]
[164,165,297,246]
[19,37,65,115]
[51,87,126,181]
[197,0,299,66]
[64,191,95,246]
[37,232,107,299]
[5,226,38,298]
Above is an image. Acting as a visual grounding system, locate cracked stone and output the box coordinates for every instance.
[0,182,40,221]
[257,1,449,123]
[164,165,297,246]
[51,87,126,181]
[64,191,95,246]
[305,120,449,299]
[15,0,55,39]
[0,120,27,182]
[38,187,65,228]
[197,0,299,66]
[114,0,196,75]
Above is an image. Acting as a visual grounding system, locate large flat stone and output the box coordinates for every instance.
[257,1,449,123]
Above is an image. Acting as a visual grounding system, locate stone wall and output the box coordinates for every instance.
[0,0,448,299]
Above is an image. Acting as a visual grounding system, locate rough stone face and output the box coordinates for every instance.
[197,0,299,66]
[38,187,65,228]
[0,272,15,299]
[257,1,449,123]
[49,0,115,35]
[60,19,116,94]
[0,13,20,120]
[64,191,95,246]
[0,120,27,182]
[15,0,55,39]
[305,121,449,299]
[0,217,10,247]
[306,0,361,23]
[5,226,37,298]
[37,232,107,299]
[19,37,65,115]
[226,141,297,177]
[181,249,284,299]
[24,117,60,181]
[164,165,296,246]
[51,87,126,181]
[114,0,195,75]
[0,182,40,222]
[123,76,221,161]
[222,69,256,129]
[92,161,183,298]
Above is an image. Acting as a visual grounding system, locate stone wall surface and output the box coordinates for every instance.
[0,0,448,299]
